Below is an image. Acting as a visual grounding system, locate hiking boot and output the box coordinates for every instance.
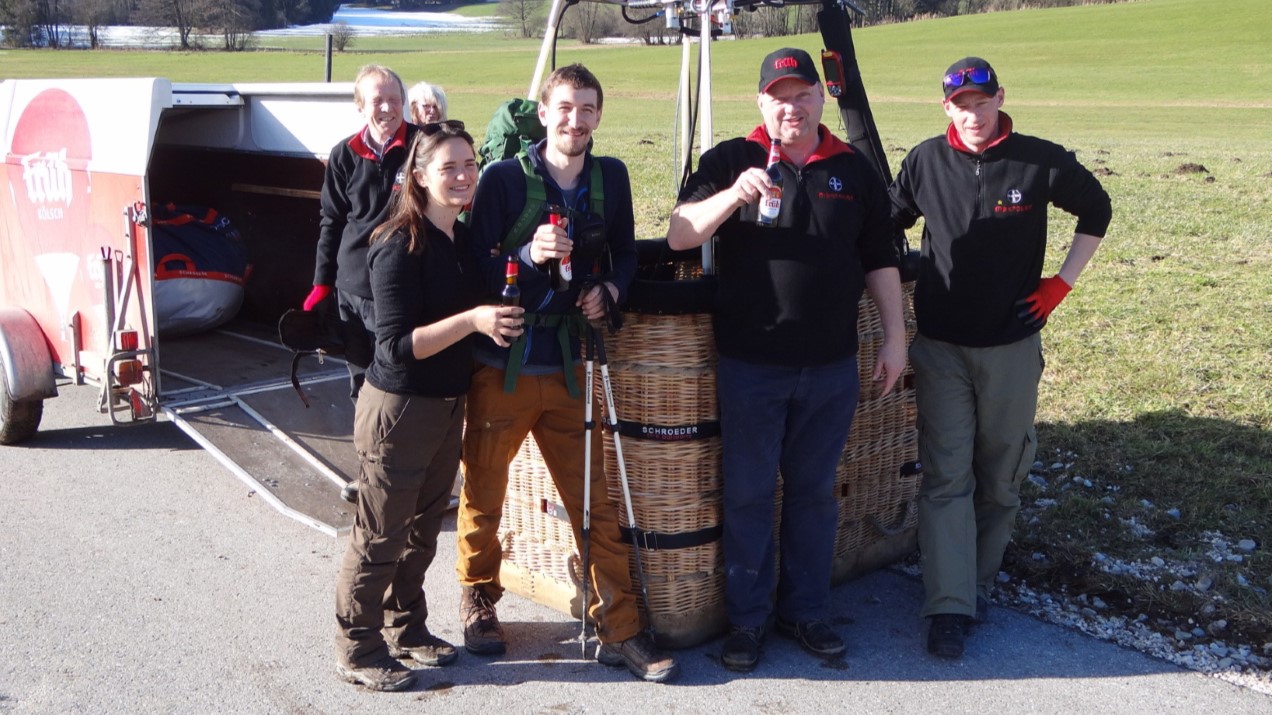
[460,586,506,655]
[927,614,969,659]
[596,632,679,683]
[720,625,764,673]
[971,595,990,626]
[387,631,458,667]
[336,654,416,691]
[775,618,846,659]
[340,480,360,504]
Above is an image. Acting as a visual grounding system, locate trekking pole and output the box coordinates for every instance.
[579,324,596,658]
[591,324,654,635]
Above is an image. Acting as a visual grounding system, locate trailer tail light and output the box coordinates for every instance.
[114,359,144,386]
[117,330,139,352]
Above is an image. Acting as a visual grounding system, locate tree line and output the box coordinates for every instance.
[0,0,344,49]
[506,0,1125,45]
[1,0,1123,50]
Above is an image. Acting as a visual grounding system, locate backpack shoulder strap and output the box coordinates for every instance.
[501,150,546,255]
[588,159,605,219]
[500,154,606,256]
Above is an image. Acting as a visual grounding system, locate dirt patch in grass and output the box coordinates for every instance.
[1174,163,1210,174]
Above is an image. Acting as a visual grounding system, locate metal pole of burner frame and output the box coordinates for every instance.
[324,34,333,82]
[698,0,718,274]
[528,0,570,101]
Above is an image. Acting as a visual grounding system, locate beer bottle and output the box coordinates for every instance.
[501,255,520,307]
[545,205,573,291]
[757,138,783,228]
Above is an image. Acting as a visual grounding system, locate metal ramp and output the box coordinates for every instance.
[155,323,357,536]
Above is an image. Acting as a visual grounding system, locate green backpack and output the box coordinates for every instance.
[477,98,542,173]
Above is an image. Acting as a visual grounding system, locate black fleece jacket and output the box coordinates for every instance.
[678,125,899,366]
[890,114,1112,347]
[365,219,483,397]
[314,122,420,299]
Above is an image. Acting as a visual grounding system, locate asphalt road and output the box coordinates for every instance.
[3,382,1270,714]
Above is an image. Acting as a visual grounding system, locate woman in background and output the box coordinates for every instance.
[408,82,448,125]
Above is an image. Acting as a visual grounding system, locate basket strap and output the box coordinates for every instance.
[621,524,722,551]
[607,420,720,442]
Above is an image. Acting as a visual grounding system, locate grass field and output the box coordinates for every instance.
[3,0,1271,658]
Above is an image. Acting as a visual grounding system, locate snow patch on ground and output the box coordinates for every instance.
[4,5,500,50]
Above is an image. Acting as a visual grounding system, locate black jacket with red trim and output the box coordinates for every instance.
[314,122,420,298]
[889,113,1112,347]
[678,125,898,366]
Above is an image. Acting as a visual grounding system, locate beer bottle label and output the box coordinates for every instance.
[758,186,782,226]
[758,138,783,227]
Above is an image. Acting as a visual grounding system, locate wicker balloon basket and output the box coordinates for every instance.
[496,258,919,649]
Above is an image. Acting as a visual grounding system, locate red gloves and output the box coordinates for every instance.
[1016,275,1071,329]
[303,285,332,311]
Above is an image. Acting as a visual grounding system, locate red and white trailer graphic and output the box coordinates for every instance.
[1,78,367,534]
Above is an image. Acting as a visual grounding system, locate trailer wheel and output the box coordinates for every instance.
[0,353,43,445]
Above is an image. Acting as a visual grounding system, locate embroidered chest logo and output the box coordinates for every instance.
[819,176,854,201]
[393,170,406,192]
[995,187,1033,214]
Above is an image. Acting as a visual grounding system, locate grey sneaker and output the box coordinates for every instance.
[774,618,845,659]
[720,625,764,672]
[387,631,458,666]
[597,632,679,683]
[460,586,506,655]
[336,654,416,691]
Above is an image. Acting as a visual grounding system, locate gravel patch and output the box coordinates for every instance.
[896,560,1272,695]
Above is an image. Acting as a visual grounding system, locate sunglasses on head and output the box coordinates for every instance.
[943,67,994,88]
[420,119,465,136]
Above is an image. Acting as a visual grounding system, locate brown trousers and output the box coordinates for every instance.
[456,364,642,645]
[335,382,463,667]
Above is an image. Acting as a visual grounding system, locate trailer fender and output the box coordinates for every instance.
[0,308,58,402]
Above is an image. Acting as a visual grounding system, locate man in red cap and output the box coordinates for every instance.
[668,47,906,672]
[889,57,1112,659]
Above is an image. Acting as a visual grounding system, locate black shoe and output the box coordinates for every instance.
[774,618,845,659]
[720,625,764,672]
[387,631,458,667]
[340,480,360,504]
[927,614,969,659]
[971,596,990,626]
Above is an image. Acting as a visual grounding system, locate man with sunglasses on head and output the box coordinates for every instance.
[457,64,676,683]
[668,48,905,673]
[889,57,1112,660]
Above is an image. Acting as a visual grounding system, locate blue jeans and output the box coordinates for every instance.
[718,354,860,628]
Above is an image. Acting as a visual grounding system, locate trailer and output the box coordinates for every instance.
[0,78,366,535]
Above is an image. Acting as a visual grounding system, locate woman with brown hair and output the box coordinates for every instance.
[334,121,524,691]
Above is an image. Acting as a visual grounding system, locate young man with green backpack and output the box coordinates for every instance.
[455,64,677,683]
